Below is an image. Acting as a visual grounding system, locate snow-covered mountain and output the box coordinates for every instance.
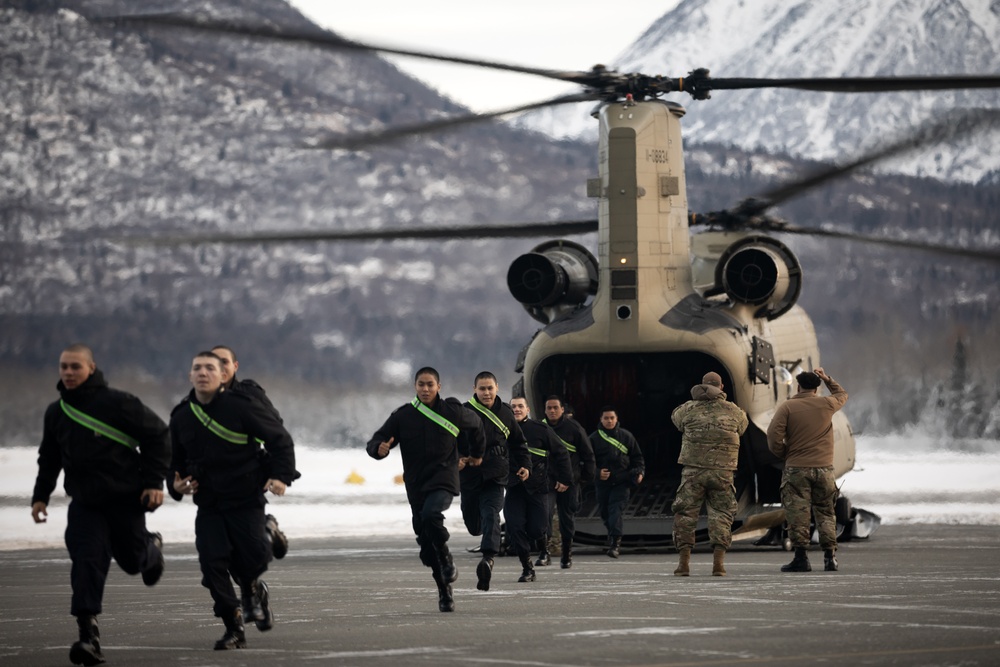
[517,0,1000,183]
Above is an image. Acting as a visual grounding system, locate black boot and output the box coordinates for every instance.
[433,572,454,612]
[265,514,289,560]
[141,532,164,586]
[607,537,621,559]
[476,556,494,591]
[824,549,839,571]
[560,539,573,569]
[241,579,274,631]
[517,553,536,582]
[214,608,247,650]
[534,549,551,566]
[781,547,812,572]
[437,542,458,583]
[69,615,105,666]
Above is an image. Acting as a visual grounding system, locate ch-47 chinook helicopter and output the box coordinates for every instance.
[106,13,1000,549]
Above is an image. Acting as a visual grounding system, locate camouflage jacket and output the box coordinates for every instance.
[671,384,748,471]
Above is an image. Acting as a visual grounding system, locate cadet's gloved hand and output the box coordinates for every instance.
[31,501,47,524]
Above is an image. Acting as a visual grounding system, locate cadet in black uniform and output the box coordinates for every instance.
[212,347,291,554]
[589,406,644,558]
[31,344,170,667]
[506,397,572,583]
[169,351,297,650]
[367,367,485,612]
[542,395,596,568]
[458,371,530,592]
[210,345,295,625]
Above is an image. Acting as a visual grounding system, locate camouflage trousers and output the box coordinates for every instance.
[671,467,737,551]
[780,465,837,550]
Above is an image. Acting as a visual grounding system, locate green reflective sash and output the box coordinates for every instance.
[526,446,548,457]
[60,400,138,449]
[469,397,510,438]
[543,419,576,452]
[411,397,459,437]
[189,403,249,445]
[599,429,628,455]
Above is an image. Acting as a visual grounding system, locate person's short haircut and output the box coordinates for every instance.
[600,405,617,415]
[414,366,440,383]
[63,343,94,362]
[194,350,224,363]
[474,371,497,385]
[545,394,564,406]
[797,371,822,390]
[211,344,237,362]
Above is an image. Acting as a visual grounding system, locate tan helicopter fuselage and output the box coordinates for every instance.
[512,99,855,542]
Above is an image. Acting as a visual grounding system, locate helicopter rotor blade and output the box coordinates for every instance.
[95,13,601,85]
[114,220,600,246]
[685,108,1000,220]
[762,222,1000,263]
[753,108,1000,213]
[308,93,600,150]
[679,73,1000,98]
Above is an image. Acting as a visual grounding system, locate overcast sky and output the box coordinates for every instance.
[288,1,679,112]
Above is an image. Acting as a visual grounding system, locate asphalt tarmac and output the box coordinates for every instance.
[2,524,999,667]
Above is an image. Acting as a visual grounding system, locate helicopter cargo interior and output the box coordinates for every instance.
[531,352,782,548]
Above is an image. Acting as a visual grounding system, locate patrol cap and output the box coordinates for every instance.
[702,372,723,387]
[797,371,821,389]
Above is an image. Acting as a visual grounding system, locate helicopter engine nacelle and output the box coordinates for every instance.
[712,235,803,319]
[507,239,598,325]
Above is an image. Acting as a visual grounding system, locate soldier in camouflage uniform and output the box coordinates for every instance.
[670,371,748,576]
[767,367,848,573]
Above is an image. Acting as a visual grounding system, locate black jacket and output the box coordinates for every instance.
[169,388,297,510]
[590,425,645,487]
[32,370,170,507]
[367,395,485,505]
[228,376,282,422]
[544,415,596,485]
[515,418,573,496]
[459,395,529,487]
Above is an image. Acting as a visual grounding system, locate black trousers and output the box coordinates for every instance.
[65,499,160,617]
[195,504,270,617]
[411,489,454,573]
[459,480,505,557]
[503,484,548,557]
[596,482,631,539]
[547,484,581,544]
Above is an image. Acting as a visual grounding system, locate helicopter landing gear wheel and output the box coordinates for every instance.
[835,495,854,542]
[835,495,853,525]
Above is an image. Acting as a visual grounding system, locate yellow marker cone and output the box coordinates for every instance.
[345,469,365,485]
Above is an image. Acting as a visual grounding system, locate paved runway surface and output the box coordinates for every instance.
[2,525,999,667]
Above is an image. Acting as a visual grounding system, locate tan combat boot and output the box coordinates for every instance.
[712,547,727,576]
[674,548,691,576]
